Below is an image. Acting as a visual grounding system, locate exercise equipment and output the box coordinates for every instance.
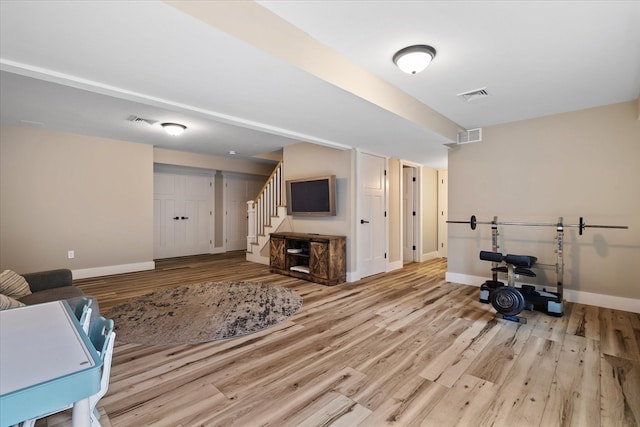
[447,215,629,322]
[479,250,563,322]
[447,215,628,235]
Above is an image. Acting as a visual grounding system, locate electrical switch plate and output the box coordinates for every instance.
[68,250,75,259]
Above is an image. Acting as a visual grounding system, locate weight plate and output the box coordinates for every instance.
[490,286,525,316]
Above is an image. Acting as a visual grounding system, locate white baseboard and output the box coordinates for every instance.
[563,289,640,313]
[420,251,440,262]
[445,272,640,313]
[445,272,487,287]
[346,271,359,283]
[351,258,411,282]
[72,261,155,280]
[245,251,269,265]
[387,260,403,272]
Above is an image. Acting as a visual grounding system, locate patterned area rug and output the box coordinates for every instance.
[104,281,302,345]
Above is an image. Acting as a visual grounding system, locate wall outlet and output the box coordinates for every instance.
[68,250,75,259]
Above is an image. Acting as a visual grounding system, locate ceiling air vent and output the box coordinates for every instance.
[457,128,482,144]
[127,115,157,126]
[457,87,489,102]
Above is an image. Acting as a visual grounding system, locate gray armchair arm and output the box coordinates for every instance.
[22,269,73,292]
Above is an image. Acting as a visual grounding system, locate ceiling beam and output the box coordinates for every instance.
[164,0,462,142]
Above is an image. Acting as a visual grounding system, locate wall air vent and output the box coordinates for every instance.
[457,128,482,144]
[457,87,489,102]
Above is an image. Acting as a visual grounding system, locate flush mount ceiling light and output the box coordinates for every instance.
[161,122,187,136]
[393,45,436,74]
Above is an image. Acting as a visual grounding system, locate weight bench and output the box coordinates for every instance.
[479,251,536,302]
[481,251,537,282]
[479,251,563,320]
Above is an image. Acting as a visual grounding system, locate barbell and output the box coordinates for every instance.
[447,215,628,235]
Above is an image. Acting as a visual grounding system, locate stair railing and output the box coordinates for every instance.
[247,161,283,251]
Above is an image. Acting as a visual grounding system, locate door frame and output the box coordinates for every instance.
[354,149,388,281]
[437,169,448,258]
[153,164,216,258]
[401,161,422,263]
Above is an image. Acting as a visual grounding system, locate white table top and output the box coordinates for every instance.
[0,301,101,427]
[0,301,95,395]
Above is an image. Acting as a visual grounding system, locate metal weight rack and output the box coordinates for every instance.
[446,215,628,322]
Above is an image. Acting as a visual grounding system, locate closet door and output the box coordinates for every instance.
[154,172,212,259]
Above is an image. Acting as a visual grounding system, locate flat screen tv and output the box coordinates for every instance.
[286,175,336,217]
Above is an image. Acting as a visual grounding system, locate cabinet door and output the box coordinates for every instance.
[331,238,347,282]
[270,237,286,269]
[310,241,329,279]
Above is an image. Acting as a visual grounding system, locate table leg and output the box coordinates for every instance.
[71,398,91,427]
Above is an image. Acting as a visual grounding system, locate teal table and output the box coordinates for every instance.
[0,301,102,427]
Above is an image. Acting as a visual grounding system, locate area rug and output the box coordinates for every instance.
[103,281,302,345]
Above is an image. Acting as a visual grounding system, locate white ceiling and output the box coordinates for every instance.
[1,1,639,170]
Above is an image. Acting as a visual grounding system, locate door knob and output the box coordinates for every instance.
[181,216,189,220]
[173,217,180,220]
[361,219,370,224]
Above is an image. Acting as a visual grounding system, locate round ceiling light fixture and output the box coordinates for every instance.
[161,122,187,136]
[393,45,437,75]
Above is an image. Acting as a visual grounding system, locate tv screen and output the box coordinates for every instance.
[286,175,336,217]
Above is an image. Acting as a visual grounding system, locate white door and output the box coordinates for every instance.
[154,172,212,259]
[357,152,387,278]
[225,174,263,251]
[403,166,418,262]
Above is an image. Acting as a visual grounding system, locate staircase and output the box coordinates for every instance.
[246,161,288,264]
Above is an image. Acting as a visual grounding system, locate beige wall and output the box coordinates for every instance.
[388,159,401,264]
[281,142,443,276]
[0,125,281,276]
[282,142,353,269]
[154,147,274,176]
[421,166,439,257]
[0,125,154,274]
[448,101,640,302]
[0,124,443,281]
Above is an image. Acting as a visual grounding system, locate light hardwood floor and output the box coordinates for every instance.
[48,252,639,426]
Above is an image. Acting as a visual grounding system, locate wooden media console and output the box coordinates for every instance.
[269,232,346,286]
